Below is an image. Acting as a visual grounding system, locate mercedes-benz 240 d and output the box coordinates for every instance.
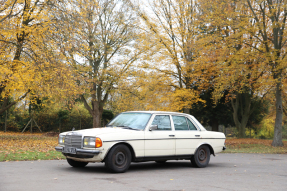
[55,111,226,173]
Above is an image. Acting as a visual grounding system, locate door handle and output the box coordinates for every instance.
[169,135,175,137]
[195,135,200,137]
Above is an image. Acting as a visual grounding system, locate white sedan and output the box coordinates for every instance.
[55,111,226,173]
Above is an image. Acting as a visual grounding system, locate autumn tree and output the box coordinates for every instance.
[243,0,287,146]
[207,0,286,144]
[52,0,142,128]
[136,0,263,135]
[0,0,76,116]
[190,0,270,137]
[194,0,287,144]
[0,0,21,23]
[108,70,186,113]
[131,0,202,113]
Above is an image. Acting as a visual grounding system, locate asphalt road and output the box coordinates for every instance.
[0,153,286,191]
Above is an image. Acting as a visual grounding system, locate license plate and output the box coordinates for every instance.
[63,147,77,154]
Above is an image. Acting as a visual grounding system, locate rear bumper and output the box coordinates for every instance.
[55,146,101,156]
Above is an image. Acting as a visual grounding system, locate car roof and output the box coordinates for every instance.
[122,111,194,117]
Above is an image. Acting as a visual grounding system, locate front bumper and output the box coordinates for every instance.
[55,146,101,156]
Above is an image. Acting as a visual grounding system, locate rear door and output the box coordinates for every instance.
[172,115,201,155]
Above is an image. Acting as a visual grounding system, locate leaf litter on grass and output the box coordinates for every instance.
[225,138,287,154]
[0,132,64,161]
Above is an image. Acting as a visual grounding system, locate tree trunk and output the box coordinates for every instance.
[272,81,284,146]
[237,123,246,138]
[81,95,104,128]
[30,118,33,133]
[4,110,7,132]
[59,119,61,133]
[231,93,252,138]
[91,105,104,128]
[80,112,82,129]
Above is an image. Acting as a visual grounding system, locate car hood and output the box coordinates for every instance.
[61,127,142,137]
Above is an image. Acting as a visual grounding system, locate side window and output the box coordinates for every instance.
[172,116,189,130]
[151,115,171,130]
[187,119,197,130]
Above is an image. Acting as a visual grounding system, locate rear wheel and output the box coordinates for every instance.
[105,144,131,173]
[191,145,210,168]
[67,158,88,168]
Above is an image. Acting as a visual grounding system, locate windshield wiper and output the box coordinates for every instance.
[117,125,139,130]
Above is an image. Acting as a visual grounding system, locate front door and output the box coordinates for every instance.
[144,115,176,157]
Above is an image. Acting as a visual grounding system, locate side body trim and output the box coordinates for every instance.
[103,138,225,143]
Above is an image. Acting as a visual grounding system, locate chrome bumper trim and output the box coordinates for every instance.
[55,146,101,155]
[76,148,101,155]
[55,146,63,152]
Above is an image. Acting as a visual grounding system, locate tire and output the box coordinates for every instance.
[105,144,131,173]
[155,160,167,164]
[191,145,210,168]
[67,158,88,168]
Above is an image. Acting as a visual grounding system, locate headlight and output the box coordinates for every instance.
[59,135,65,145]
[84,137,102,148]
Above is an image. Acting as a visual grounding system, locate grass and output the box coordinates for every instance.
[0,132,286,162]
[0,150,64,161]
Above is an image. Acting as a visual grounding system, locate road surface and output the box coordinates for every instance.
[0,153,286,191]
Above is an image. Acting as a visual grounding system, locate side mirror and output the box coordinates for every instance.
[149,125,158,131]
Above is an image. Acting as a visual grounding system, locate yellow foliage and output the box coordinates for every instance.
[110,71,174,112]
[245,129,256,138]
[257,118,275,139]
[170,89,205,111]
[109,70,203,113]
[0,0,78,110]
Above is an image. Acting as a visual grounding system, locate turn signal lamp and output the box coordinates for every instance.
[95,138,102,148]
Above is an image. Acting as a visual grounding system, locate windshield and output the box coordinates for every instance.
[107,113,152,130]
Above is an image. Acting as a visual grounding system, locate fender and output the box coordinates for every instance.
[194,142,215,156]
[103,141,136,160]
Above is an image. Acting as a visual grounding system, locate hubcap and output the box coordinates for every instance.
[198,149,207,161]
[115,152,126,166]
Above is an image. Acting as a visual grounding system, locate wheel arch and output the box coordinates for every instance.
[194,143,215,156]
[103,142,136,162]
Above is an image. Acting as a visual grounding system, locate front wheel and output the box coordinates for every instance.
[191,145,210,168]
[67,158,88,168]
[105,144,131,173]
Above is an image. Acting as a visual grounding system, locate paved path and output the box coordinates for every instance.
[1,153,287,191]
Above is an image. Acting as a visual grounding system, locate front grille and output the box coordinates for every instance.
[64,133,82,148]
